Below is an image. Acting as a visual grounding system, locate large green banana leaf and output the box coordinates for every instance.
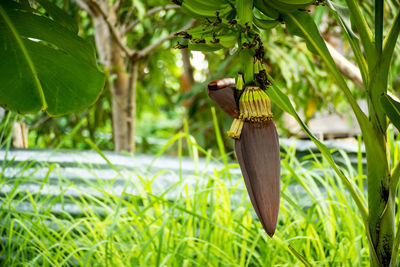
[0,0,104,116]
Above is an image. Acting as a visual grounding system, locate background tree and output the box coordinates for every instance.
[73,0,194,152]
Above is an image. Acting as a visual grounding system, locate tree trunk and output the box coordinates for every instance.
[12,121,28,148]
[180,48,195,107]
[181,48,194,86]
[127,59,139,153]
[91,1,131,152]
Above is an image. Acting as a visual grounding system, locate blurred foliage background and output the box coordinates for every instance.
[6,0,400,155]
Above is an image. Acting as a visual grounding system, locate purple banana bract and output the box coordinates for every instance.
[207,78,281,237]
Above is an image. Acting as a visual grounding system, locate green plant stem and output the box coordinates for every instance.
[368,7,399,135]
[364,14,400,267]
[211,107,231,181]
[366,132,392,267]
[365,8,400,267]
[283,11,393,266]
[364,10,400,150]
[390,161,400,196]
[389,160,400,267]
[390,209,400,267]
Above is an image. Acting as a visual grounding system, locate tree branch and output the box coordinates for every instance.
[325,41,364,89]
[74,0,92,16]
[123,5,180,35]
[137,20,196,58]
[86,0,135,57]
[325,40,400,104]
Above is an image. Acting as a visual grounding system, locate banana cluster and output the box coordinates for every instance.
[176,0,233,19]
[174,18,240,51]
[176,0,316,53]
[254,0,316,16]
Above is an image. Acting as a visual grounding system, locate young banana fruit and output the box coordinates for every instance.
[175,19,239,52]
[178,0,233,18]
[259,0,315,14]
[268,0,315,12]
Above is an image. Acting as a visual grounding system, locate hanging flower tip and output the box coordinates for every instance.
[267,231,275,238]
[236,73,244,91]
[227,118,244,139]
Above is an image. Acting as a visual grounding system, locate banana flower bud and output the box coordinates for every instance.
[206,78,281,237]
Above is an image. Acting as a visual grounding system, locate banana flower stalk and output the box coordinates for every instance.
[207,78,280,237]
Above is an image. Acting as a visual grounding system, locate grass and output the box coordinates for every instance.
[0,112,395,266]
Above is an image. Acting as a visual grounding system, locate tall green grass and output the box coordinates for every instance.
[1,112,395,266]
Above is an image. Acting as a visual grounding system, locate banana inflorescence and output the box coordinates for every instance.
[180,0,282,238]
[206,57,281,237]
[173,14,241,52]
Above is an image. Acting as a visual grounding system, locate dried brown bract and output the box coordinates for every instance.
[207,78,239,118]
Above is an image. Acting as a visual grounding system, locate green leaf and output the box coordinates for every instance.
[266,79,368,222]
[382,11,400,87]
[283,12,318,54]
[132,0,146,20]
[282,12,370,133]
[36,0,78,34]
[266,81,380,260]
[0,2,104,116]
[281,15,385,262]
[380,93,400,131]
[342,0,374,64]
[326,1,368,84]
[5,7,96,65]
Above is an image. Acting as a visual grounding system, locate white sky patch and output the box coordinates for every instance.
[176,52,183,68]
[190,51,208,83]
